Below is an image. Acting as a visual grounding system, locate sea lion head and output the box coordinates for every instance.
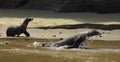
[25,17,33,22]
[87,30,102,37]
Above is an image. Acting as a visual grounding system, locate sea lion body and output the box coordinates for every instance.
[53,34,86,47]
[53,30,101,48]
[6,18,33,37]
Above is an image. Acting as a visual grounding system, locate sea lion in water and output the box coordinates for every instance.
[6,18,33,37]
[51,30,102,48]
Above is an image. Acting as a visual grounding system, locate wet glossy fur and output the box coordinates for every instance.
[6,18,33,37]
[53,30,101,48]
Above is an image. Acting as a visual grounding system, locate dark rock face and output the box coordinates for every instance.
[0,0,28,8]
[0,0,120,13]
[22,0,65,9]
[97,0,120,13]
[54,0,120,13]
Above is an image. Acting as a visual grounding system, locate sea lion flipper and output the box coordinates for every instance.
[24,31,30,37]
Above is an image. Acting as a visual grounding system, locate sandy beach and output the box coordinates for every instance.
[0,28,120,41]
[0,9,120,27]
[0,9,120,41]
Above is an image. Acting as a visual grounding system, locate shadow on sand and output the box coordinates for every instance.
[29,23,120,31]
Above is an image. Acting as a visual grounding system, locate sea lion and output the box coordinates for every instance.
[6,18,33,37]
[52,30,102,48]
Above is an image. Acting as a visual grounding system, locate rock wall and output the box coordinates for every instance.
[54,0,120,13]
[22,0,64,9]
[0,0,120,13]
[0,0,28,8]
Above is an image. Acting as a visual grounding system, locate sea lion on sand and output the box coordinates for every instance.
[52,30,102,48]
[6,18,33,37]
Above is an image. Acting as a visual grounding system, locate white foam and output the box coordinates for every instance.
[32,41,41,47]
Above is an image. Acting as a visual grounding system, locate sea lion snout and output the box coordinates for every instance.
[91,30,102,35]
[97,31,102,35]
[30,18,33,21]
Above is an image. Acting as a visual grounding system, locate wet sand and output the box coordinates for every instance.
[0,9,120,62]
[0,39,120,62]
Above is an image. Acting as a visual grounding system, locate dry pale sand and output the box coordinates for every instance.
[0,9,120,28]
[0,28,120,41]
[0,9,120,41]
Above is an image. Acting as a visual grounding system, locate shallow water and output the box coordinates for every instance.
[0,38,120,62]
